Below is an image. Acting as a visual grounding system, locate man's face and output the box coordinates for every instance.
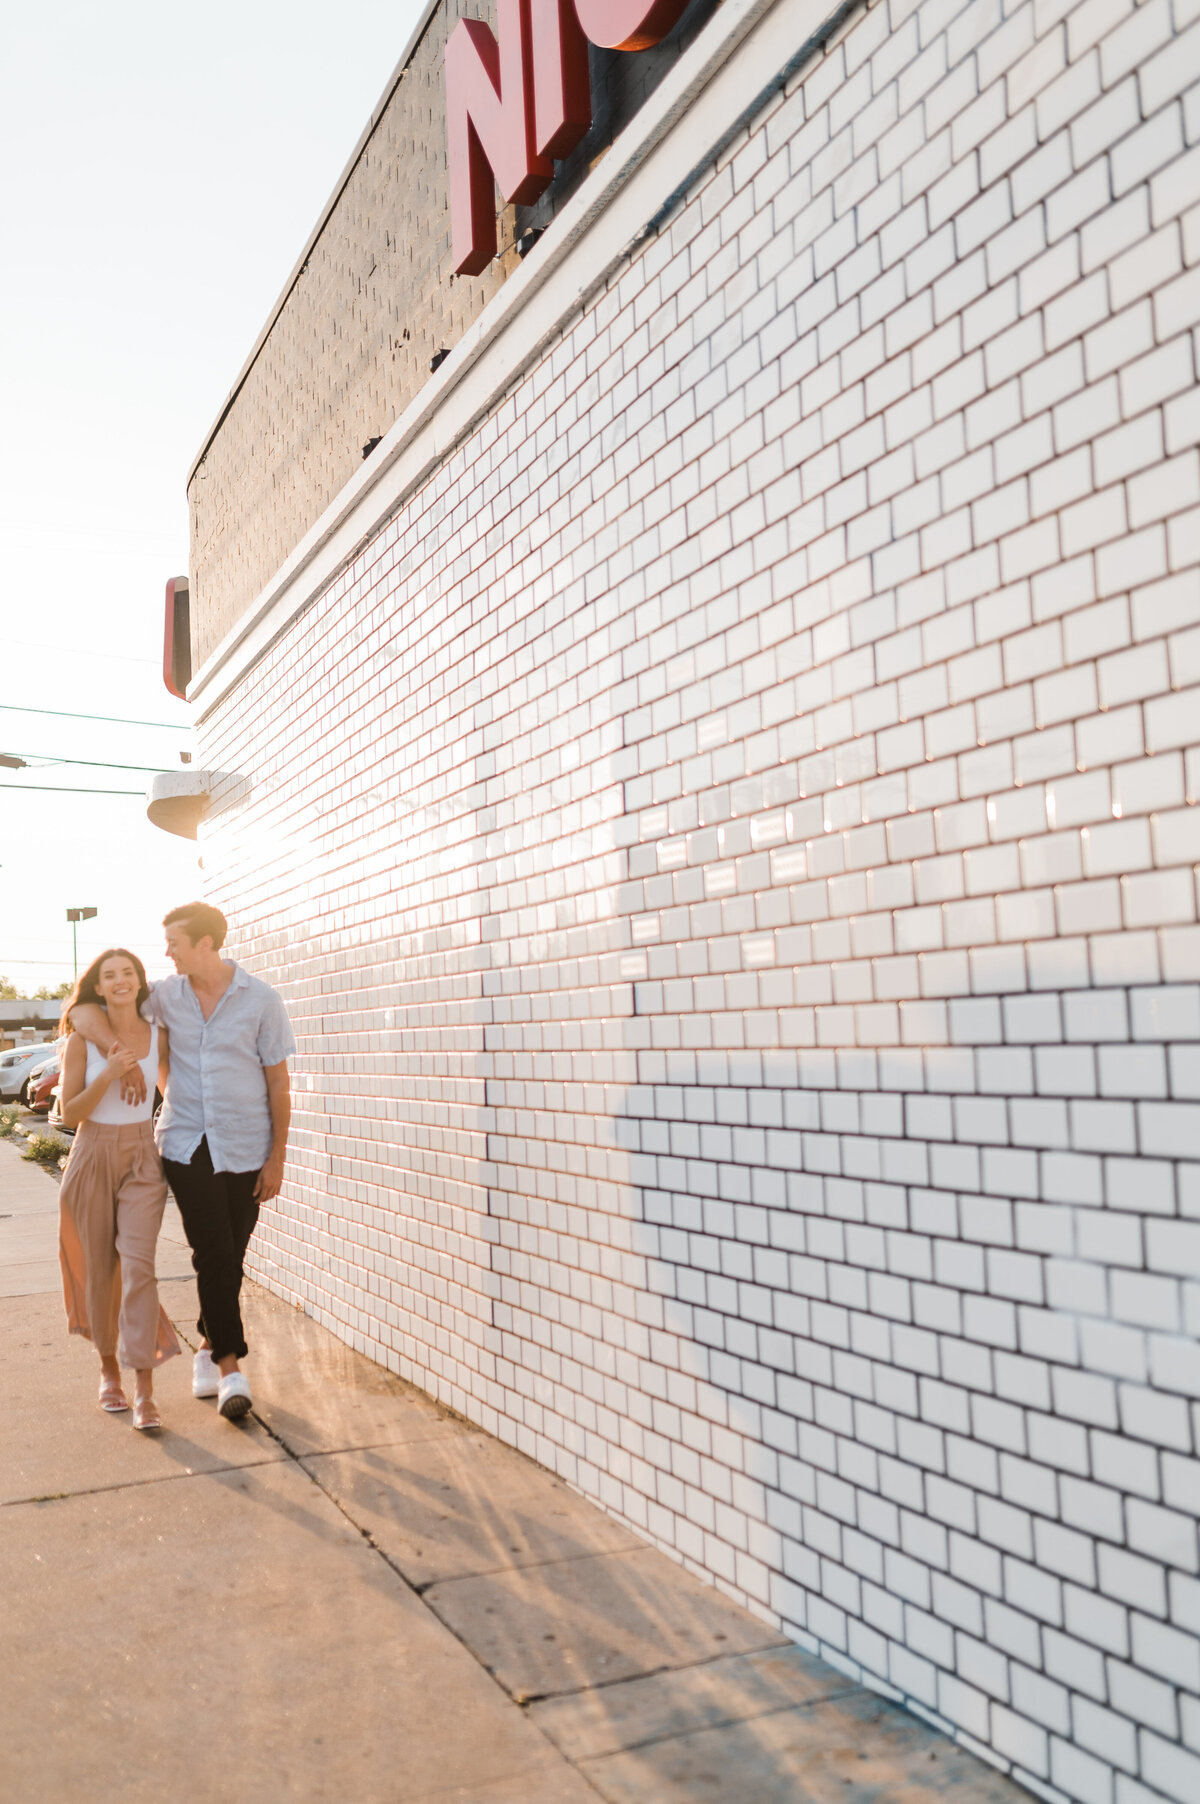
[165,924,207,975]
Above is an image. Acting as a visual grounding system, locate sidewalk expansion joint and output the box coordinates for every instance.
[512,1641,857,1712]
[1,1459,278,1512]
[287,1438,606,1795]
[523,1676,870,1761]
[221,1389,438,1613]
[418,1543,644,1590]
[293,1425,464,1461]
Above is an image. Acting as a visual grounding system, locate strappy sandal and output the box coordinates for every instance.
[132,1396,162,1433]
[99,1379,129,1413]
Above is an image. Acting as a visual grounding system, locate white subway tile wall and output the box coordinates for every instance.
[199,0,1200,1797]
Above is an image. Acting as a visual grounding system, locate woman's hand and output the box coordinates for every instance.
[106,1042,147,1104]
[108,1042,148,1105]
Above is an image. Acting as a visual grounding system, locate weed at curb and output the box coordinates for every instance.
[21,1131,70,1169]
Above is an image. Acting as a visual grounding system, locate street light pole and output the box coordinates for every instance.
[66,907,98,981]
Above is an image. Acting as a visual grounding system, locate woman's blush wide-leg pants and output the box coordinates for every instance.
[58,1120,181,1369]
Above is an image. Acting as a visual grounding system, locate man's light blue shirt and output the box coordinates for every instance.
[144,963,296,1174]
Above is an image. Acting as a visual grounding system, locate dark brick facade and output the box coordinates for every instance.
[189,0,723,666]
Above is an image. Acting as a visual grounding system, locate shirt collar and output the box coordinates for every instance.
[177,959,248,1001]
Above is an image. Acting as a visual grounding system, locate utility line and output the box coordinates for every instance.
[0,959,116,971]
[0,783,143,796]
[3,752,165,773]
[0,938,110,952]
[0,703,187,729]
[6,639,160,669]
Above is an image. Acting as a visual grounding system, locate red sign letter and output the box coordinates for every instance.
[163,575,190,700]
[446,0,695,273]
[446,0,553,275]
[531,0,690,158]
[531,0,592,160]
[572,0,691,51]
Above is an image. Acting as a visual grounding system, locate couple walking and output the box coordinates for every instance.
[57,901,294,1431]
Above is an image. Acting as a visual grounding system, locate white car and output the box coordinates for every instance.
[0,1043,56,1103]
[46,1083,72,1135]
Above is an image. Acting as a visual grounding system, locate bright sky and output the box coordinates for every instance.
[0,0,423,990]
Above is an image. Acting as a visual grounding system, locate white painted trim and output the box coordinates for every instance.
[189,0,850,719]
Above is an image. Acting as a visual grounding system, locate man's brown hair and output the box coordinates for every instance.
[163,901,228,951]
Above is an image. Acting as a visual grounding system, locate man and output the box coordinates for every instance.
[72,902,294,1422]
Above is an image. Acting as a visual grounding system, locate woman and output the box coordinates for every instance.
[57,948,180,1430]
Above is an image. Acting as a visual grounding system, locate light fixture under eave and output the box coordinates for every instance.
[147,770,211,839]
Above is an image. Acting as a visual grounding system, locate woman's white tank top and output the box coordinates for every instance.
[83,1025,159,1125]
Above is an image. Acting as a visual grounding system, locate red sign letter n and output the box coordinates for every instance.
[446,0,552,276]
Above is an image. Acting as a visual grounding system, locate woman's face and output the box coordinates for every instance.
[95,957,141,1008]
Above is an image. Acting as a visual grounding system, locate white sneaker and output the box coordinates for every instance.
[192,1349,220,1399]
[218,1371,252,1422]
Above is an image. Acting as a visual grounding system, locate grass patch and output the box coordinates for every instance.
[21,1131,70,1169]
[0,1105,22,1138]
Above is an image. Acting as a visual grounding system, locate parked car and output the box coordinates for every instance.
[46,1081,72,1135]
[0,1043,55,1102]
[24,1051,55,1092]
[29,1057,61,1114]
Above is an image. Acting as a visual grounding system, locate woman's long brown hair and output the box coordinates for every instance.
[59,948,151,1035]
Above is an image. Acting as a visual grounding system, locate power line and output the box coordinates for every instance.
[0,959,104,970]
[0,938,108,952]
[6,639,160,669]
[0,783,144,796]
[0,703,188,729]
[3,752,165,773]
[1,958,172,973]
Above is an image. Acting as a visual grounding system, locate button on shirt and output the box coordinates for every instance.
[145,963,296,1174]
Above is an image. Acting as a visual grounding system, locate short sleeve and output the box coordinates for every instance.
[256,988,296,1067]
[141,981,164,1025]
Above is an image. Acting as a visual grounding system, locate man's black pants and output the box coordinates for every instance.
[162,1137,259,1361]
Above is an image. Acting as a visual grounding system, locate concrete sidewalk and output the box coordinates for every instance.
[0,1138,1028,1803]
